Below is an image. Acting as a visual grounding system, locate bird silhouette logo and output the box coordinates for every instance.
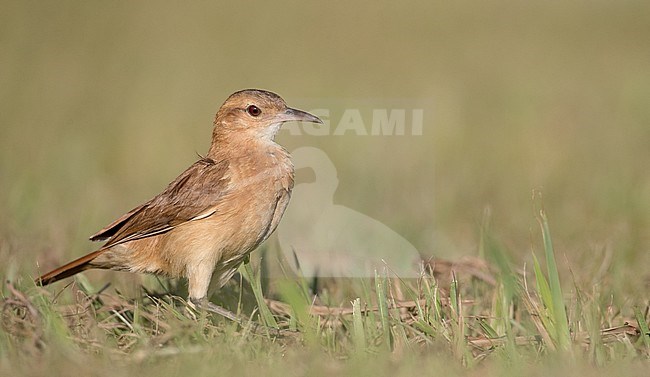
[277,147,421,278]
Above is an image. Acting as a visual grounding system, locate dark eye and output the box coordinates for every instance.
[246,105,261,117]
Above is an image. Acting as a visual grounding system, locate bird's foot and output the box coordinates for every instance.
[188,297,240,322]
[187,297,287,337]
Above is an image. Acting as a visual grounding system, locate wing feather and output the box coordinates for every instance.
[89,158,230,249]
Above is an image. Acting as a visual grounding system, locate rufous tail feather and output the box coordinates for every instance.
[36,249,105,286]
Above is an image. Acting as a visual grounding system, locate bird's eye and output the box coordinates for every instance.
[246,105,261,117]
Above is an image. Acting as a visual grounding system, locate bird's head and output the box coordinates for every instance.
[212,89,322,142]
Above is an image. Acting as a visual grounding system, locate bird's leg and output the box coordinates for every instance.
[186,262,242,322]
[186,264,259,329]
[186,264,286,336]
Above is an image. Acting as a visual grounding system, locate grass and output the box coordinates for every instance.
[2,211,649,376]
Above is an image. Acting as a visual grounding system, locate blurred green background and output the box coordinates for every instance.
[1,1,649,294]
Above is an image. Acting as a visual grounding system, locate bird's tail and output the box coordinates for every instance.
[36,249,105,286]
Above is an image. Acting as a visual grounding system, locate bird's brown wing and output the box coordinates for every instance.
[90,158,230,249]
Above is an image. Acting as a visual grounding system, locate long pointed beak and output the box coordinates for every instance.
[277,107,323,124]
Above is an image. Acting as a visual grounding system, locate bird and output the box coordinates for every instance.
[35,89,322,319]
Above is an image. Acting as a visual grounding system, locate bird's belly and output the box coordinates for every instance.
[156,187,289,277]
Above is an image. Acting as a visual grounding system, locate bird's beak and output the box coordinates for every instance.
[277,107,323,124]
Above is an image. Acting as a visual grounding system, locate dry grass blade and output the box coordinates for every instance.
[423,257,497,287]
[265,297,469,317]
[468,324,641,352]
[2,281,45,352]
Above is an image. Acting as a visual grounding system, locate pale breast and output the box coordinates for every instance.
[226,147,294,249]
[191,146,294,268]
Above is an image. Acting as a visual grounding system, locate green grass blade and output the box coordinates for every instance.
[351,298,367,355]
[241,262,278,329]
[478,318,499,339]
[532,253,553,317]
[634,306,650,350]
[375,270,392,351]
[538,210,571,351]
